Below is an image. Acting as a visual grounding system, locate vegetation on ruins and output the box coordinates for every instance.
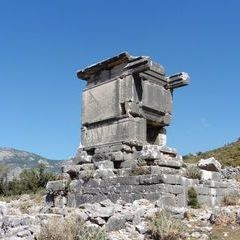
[187,187,201,209]
[183,139,240,167]
[185,165,202,180]
[149,210,186,240]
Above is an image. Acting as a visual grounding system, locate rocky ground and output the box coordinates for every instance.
[1,191,240,240]
[1,157,240,239]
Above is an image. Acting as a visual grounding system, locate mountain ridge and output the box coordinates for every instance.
[0,147,64,173]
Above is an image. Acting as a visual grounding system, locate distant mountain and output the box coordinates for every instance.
[0,147,64,175]
[183,139,240,167]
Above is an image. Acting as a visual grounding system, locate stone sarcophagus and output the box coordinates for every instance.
[76,52,189,163]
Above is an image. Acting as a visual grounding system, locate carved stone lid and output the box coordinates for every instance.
[77,52,134,80]
[76,52,189,89]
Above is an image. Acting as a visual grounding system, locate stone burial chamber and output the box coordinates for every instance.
[45,52,230,209]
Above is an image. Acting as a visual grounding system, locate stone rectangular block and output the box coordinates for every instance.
[116,176,140,185]
[75,193,108,205]
[142,80,172,115]
[161,174,182,185]
[82,80,121,125]
[82,117,146,148]
[139,175,163,185]
[198,195,222,207]
[203,180,228,188]
[161,184,184,195]
[46,180,68,193]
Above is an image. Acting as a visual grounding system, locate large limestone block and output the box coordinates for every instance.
[82,117,146,148]
[197,157,222,172]
[142,80,172,114]
[46,180,68,193]
[82,80,120,125]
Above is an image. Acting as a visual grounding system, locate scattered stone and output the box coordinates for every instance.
[105,215,126,231]
[135,221,148,234]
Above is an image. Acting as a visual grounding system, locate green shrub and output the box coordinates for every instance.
[0,163,56,196]
[149,210,186,240]
[185,165,202,180]
[187,187,201,208]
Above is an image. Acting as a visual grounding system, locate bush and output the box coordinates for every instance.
[187,187,201,208]
[149,210,186,240]
[185,165,202,180]
[37,216,107,240]
[130,165,150,176]
[130,159,150,176]
[223,192,240,206]
[0,163,56,196]
[214,210,237,226]
[77,226,107,240]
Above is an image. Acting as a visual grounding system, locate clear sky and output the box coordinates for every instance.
[0,0,239,159]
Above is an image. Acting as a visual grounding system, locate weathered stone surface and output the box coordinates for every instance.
[54,195,67,208]
[154,158,183,168]
[94,160,114,169]
[150,165,181,175]
[79,170,95,181]
[82,118,146,149]
[140,145,163,159]
[72,150,92,164]
[46,180,68,193]
[82,80,121,125]
[135,222,148,234]
[198,157,222,172]
[81,203,115,218]
[120,159,138,169]
[200,169,221,181]
[94,169,115,179]
[110,151,124,161]
[139,175,163,185]
[105,215,126,231]
[80,163,95,171]
[117,176,140,185]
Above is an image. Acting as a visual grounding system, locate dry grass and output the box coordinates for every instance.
[37,216,107,240]
[223,192,240,206]
[37,216,79,240]
[185,165,202,180]
[209,226,240,240]
[130,166,150,176]
[214,211,237,226]
[149,210,186,240]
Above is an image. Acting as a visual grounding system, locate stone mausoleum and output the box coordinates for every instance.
[76,52,189,167]
[46,53,230,208]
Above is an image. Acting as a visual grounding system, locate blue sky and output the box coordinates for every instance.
[0,0,239,159]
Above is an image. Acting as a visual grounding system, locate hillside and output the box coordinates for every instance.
[0,147,64,174]
[183,139,240,167]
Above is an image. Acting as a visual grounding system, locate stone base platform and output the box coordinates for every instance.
[46,173,229,209]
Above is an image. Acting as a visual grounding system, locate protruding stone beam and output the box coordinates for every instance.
[167,72,190,89]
